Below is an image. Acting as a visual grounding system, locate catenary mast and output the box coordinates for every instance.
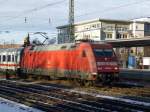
[69,0,74,42]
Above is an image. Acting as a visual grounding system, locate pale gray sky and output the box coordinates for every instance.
[0,0,150,43]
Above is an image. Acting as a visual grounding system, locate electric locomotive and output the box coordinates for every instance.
[20,42,119,84]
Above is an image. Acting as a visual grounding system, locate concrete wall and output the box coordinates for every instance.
[130,22,145,38]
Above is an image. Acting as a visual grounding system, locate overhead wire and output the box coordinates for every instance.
[1,0,150,31]
[0,0,9,4]
[0,0,67,30]
[0,0,67,23]
[54,0,150,24]
[77,0,150,18]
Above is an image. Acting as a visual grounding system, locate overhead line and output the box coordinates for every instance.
[1,0,150,31]
[75,0,150,19]
[0,0,66,22]
[0,0,9,4]
[23,0,66,13]
[46,0,150,26]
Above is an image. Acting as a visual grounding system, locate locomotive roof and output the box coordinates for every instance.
[29,42,110,51]
[30,43,77,51]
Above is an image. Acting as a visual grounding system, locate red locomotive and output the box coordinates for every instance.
[20,42,119,84]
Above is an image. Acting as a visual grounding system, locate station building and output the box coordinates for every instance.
[57,18,150,69]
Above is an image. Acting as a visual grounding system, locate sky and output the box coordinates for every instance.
[0,0,150,44]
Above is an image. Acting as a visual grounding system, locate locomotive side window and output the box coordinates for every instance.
[3,55,6,62]
[70,45,76,49]
[61,46,67,49]
[82,50,87,57]
[7,55,11,62]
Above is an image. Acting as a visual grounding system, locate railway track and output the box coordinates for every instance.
[0,80,149,112]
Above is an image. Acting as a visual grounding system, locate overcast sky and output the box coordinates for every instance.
[0,0,150,43]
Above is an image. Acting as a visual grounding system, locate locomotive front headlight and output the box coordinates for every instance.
[114,67,118,70]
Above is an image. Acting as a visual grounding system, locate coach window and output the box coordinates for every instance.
[3,55,6,62]
[12,55,14,62]
[7,55,11,62]
[15,55,18,62]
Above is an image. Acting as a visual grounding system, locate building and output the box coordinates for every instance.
[57,18,150,43]
[0,44,21,49]
[57,18,150,69]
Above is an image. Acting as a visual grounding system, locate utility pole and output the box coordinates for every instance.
[69,0,74,43]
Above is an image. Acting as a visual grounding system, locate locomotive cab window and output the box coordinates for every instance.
[94,49,113,57]
[104,49,113,57]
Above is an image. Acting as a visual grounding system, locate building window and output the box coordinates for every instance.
[97,24,100,28]
[91,24,97,29]
[145,23,150,31]
[117,33,122,39]
[136,25,138,30]
[93,36,99,38]
[84,34,90,39]
[106,33,112,39]
[123,34,127,39]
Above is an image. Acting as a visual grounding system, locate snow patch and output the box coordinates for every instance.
[0,97,43,112]
[70,90,150,107]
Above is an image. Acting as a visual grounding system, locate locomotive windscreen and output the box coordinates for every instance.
[94,49,113,57]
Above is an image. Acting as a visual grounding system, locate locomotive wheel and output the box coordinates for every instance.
[82,80,94,87]
[101,74,113,85]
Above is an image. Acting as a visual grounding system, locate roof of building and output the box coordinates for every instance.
[57,18,135,29]
[0,44,22,49]
[103,36,150,47]
[132,17,150,23]
[57,17,150,29]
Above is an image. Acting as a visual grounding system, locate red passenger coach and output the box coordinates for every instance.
[20,42,119,83]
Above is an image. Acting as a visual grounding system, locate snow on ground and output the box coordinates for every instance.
[0,97,43,112]
[32,83,150,107]
[70,90,150,107]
